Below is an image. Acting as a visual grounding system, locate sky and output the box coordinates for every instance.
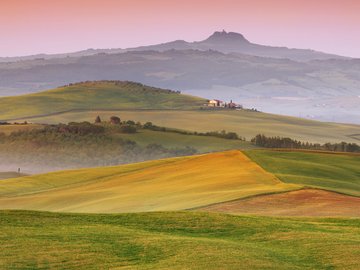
[1,0,359,57]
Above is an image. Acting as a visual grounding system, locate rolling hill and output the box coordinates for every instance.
[0,151,298,213]
[0,122,254,174]
[1,149,359,215]
[1,49,359,123]
[0,81,205,120]
[2,81,360,144]
[244,150,360,196]
[18,109,360,144]
[201,188,360,217]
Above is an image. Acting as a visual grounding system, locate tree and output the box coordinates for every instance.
[95,116,101,123]
[110,116,121,125]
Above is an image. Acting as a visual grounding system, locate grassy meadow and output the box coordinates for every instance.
[1,82,360,269]
[0,80,359,144]
[0,124,42,135]
[1,210,359,269]
[245,150,360,196]
[20,109,360,144]
[0,81,205,120]
[113,128,254,152]
[0,151,298,212]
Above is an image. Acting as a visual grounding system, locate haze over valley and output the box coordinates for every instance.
[1,31,359,123]
[1,1,360,269]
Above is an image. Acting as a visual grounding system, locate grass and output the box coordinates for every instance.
[0,172,26,180]
[112,129,255,152]
[244,150,360,196]
[0,81,205,120]
[0,210,359,269]
[0,151,298,213]
[1,81,359,144]
[0,124,42,135]
[21,109,360,144]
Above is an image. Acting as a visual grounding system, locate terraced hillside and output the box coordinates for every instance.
[0,81,205,120]
[0,151,298,213]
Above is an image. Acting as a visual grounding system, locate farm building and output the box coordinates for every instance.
[208,99,224,107]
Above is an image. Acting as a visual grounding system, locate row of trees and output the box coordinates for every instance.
[142,122,245,140]
[94,116,245,140]
[63,80,181,94]
[251,134,360,153]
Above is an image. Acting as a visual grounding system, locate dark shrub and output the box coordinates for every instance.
[120,125,137,134]
[110,116,121,125]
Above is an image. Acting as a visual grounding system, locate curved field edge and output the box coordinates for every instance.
[243,149,360,197]
[198,188,360,217]
[0,151,299,213]
[0,210,359,270]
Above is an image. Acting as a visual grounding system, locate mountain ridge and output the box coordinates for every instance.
[0,30,347,63]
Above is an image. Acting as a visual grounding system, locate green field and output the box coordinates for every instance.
[1,210,359,269]
[0,81,205,120]
[0,124,42,135]
[113,129,254,152]
[21,109,360,144]
[1,81,359,144]
[245,150,360,196]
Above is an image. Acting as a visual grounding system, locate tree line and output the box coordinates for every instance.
[251,134,360,153]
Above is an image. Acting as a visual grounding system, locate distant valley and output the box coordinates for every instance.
[0,31,359,123]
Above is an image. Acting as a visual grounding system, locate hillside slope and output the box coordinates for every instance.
[201,189,360,217]
[0,81,205,120]
[22,109,360,144]
[0,151,298,213]
[244,150,360,196]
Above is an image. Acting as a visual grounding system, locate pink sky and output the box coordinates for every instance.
[1,0,359,57]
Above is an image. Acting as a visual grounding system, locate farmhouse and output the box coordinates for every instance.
[208,99,224,107]
[207,99,243,109]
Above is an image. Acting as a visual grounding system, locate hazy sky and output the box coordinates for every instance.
[1,0,359,57]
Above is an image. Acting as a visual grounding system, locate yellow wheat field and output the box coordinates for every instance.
[0,151,299,213]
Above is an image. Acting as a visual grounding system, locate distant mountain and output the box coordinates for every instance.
[0,31,346,63]
[0,32,358,123]
[0,48,125,63]
[127,31,346,62]
[0,49,359,123]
